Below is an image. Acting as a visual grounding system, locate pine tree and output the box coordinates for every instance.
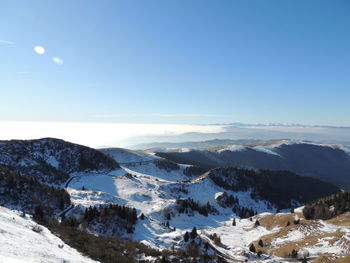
[183,231,190,242]
[190,227,197,239]
[258,239,264,247]
[232,218,236,226]
[254,219,260,227]
[249,243,256,253]
[291,249,298,258]
[257,251,262,258]
[33,206,44,221]
[140,213,145,220]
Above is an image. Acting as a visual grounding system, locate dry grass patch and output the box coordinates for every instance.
[252,218,347,259]
[258,212,304,230]
[327,212,350,227]
[314,253,350,263]
[256,231,343,258]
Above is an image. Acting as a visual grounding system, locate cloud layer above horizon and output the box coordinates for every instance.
[0,122,225,148]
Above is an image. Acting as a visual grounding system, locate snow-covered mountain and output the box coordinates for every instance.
[0,138,348,262]
[0,138,119,184]
[63,147,339,261]
[155,140,350,188]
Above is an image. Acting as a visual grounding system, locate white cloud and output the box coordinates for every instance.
[0,40,15,45]
[132,113,217,118]
[94,114,121,118]
[94,113,217,119]
[0,122,225,148]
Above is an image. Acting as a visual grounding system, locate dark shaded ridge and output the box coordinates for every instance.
[208,167,340,209]
[303,190,350,220]
[156,143,350,188]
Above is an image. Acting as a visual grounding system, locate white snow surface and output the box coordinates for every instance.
[60,148,350,262]
[65,158,291,262]
[100,148,158,163]
[217,145,246,153]
[214,140,350,157]
[0,206,97,263]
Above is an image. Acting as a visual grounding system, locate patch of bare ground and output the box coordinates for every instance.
[313,253,350,263]
[251,212,348,259]
[327,212,350,227]
[258,212,304,230]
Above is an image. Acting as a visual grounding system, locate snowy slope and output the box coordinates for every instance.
[1,138,346,262]
[65,159,289,262]
[0,138,119,184]
[0,206,98,263]
[100,147,158,163]
[215,140,334,155]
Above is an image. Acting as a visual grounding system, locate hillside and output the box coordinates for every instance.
[248,209,350,262]
[207,167,340,209]
[61,146,339,261]
[0,138,345,262]
[0,138,119,184]
[155,140,350,188]
[0,166,70,215]
[0,206,98,263]
[303,190,350,220]
[129,139,261,150]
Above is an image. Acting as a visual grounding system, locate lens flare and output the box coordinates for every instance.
[34,46,45,55]
[52,57,63,65]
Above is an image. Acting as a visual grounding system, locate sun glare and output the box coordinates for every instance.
[34,46,45,55]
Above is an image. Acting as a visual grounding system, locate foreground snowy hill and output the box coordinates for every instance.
[0,206,97,263]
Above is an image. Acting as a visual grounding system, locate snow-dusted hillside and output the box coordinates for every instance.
[155,140,350,188]
[66,168,282,261]
[58,149,323,262]
[0,138,119,184]
[0,206,97,263]
[1,138,347,262]
[100,147,158,163]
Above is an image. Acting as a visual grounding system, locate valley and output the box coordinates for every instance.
[0,138,349,262]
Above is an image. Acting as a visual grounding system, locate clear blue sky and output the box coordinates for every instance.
[1,0,350,126]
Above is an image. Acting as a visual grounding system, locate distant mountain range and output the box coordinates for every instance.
[124,123,350,148]
[154,140,350,188]
[129,139,262,150]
